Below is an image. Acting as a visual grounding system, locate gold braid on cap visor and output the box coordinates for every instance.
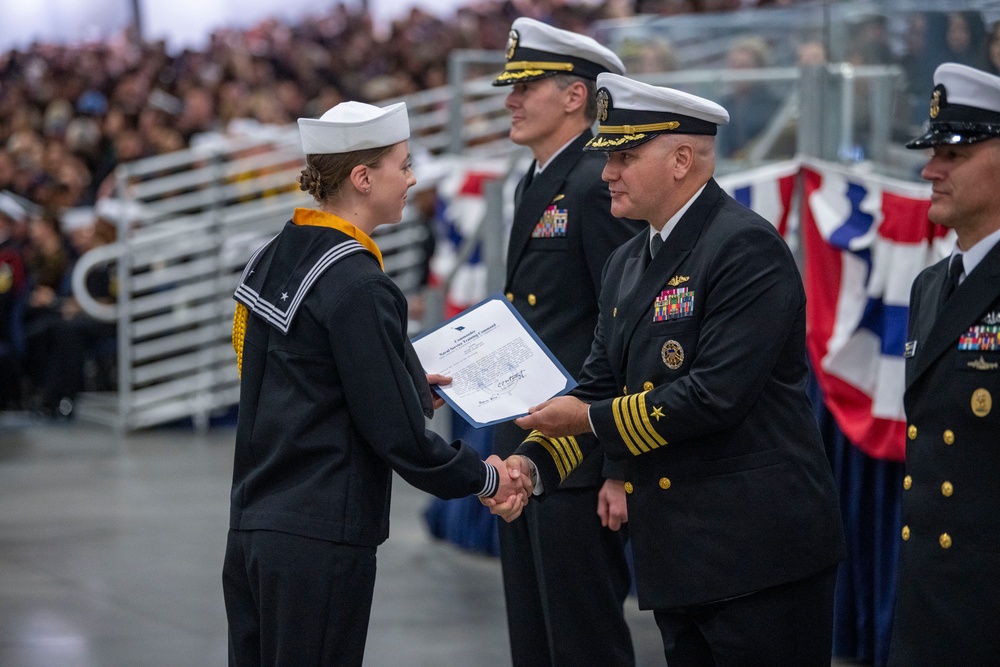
[495,61,574,82]
[599,121,681,134]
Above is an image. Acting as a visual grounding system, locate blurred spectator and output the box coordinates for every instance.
[619,37,678,73]
[943,11,988,70]
[717,36,781,158]
[0,193,28,408]
[20,207,117,417]
[989,21,1000,76]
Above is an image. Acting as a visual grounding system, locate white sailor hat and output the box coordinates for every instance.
[908,63,1000,148]
[493,17,625,86]
[584,73,730,151]
[297,101,410,155]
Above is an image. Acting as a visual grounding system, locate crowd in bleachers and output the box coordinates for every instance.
[1,0,998,418]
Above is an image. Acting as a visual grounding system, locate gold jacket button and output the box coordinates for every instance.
[941,481,954,497]
[505,292,514,302]
[613,307,617,317]
[623,386,627,395]
[943,429,955,445]
[643,381,654,391]
[901,525,910,541]
[658,477,671,490]
[624,482,633,494]
[940,533,952,549]
[527,293,537,306]
[903,475,912,490]
[907,425,917,440]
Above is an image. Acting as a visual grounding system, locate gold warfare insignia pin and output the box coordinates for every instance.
[505,30,518,61]
[661,340,684,370]
[929,89,941,119]
[667,275,689,287]
[596,88,609,122]
[972,388,992,417]
[968,356,998,371]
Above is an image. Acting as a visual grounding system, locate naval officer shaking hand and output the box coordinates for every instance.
[487,73,846,666]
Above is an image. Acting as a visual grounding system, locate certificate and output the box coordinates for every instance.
[411,293,577,428]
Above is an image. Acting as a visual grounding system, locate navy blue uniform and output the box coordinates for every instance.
[224,210,495,666]
[890,242,1000,665]
[494,130,641,667]
[518,180,845,663]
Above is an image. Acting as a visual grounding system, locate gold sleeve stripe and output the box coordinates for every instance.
[550,436,582,469]
[597,121,681,134]
[613,397,647,456]
[612,392,668,456]
[232,303,249,377]
[525,431,581,483]
[633,392,668,448]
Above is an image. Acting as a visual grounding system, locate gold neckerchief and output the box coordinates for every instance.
[292,207,384,270]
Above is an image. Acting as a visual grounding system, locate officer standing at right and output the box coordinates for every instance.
[890,62,1000,665]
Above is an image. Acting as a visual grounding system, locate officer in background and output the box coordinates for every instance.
[490,73,846,665]
[890,62,1000,665]
[490,17,642,667]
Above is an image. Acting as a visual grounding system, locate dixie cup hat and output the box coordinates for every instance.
[298,101,410,155]
[493,17,625,86]
[584,73,730,151]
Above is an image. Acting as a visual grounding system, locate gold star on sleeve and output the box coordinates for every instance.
[611,391,668,456]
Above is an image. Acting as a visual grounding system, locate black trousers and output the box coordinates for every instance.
[222,528,377,667]
[497,486,635,667]
[653,564,838,667]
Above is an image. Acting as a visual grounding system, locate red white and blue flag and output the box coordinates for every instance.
[800,159,950,461]
[719,160,799,240]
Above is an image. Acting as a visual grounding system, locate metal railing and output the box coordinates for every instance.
[70,43,910,430]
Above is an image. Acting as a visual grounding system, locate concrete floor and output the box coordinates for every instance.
[0,413,668,667]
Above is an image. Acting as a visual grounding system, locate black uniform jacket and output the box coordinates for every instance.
[518,180,846,610]
[891,241,1000,665]
[231,210,490,547]
[494,130,642,488]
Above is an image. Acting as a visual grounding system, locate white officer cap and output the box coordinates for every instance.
[297,101,410,155]
[907,63,1000,149]
[584,73,730,151]
[493,17,625,86]
[0,192,26,221]
[61,207,96,232]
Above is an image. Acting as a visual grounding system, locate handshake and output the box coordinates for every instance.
[481,454,535,522]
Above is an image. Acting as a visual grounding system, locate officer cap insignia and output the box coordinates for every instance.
[661,340,684,370]
[505,29,518,61]
[597,88,609,122]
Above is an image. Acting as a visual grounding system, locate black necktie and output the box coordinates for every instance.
[941,253,964,305]
[649,234,664,262]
